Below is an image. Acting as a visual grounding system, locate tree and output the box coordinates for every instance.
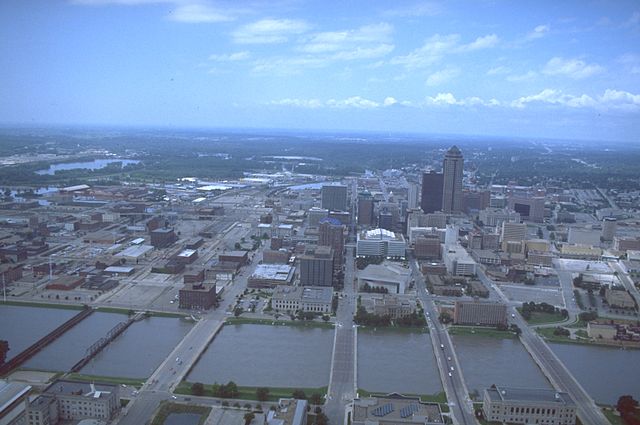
[226,381,239,398]
[244,412,255,425]
[256,387,270,402]
[292,389,307,400]
[315,412,329,425]
[439,311,453,324]
[234,307,244,317]
[235,242,242,250]
[617,395,639,416]
[0,340,8,366]
[309,393,323,405]
[322,314,330,322]
[191,382,205,396]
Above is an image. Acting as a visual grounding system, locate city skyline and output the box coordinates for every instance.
[0,1,639,142]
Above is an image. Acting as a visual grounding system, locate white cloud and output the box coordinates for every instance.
[269,89,640,112]
[327,96,380,109]
[526,24,550,40]
[297,23,394,61]
[383,97,398,106]
[506,71,537,82]
[270,98,324,108]
[458,34,499,51]
[425,67,460,86]
[232,19,310,44]
[170,4,236,23]
[509,88,640,111]
[487,66,510,75]
[424,93,499,107]
[542,57,604,79]
[391,33,498,69]
[209,51,250,61]
[390,34,459,69]
[72,0,239,23]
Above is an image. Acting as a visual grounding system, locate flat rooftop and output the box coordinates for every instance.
[251,264,294,281]
[486,386,575,406]
[44,379,117,399]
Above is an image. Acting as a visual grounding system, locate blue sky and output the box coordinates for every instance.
[1,0,639,142]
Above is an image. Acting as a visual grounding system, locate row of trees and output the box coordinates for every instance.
[360,283,388,294]
[190,382,325,405]
[191,381,239,398]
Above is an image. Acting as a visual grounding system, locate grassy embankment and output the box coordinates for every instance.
[175,381,327,402]
[448,326,517,339]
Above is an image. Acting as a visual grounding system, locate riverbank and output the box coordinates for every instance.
[175,381,327,402]
[224,317,334,329]
[537,327,640,349]
[447,326,517,339]
[357,325,428,334]
[0,300,84,311]
[65,373,146,388]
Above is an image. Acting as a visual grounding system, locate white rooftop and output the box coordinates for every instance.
[363,228,397,240]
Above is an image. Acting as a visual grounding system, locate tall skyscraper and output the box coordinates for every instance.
[319,218,345,266]
[421,171,443,214]
[321,184,348,211]
[442,146,464,213]
[357,192,374,226]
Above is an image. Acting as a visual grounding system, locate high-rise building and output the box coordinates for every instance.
[299,246,334,287]
[421,171,443,214]
[357,192,374,226]
[407,182,420,209]
[442,145,464,213]
[501,222,527,252]
[321,184,348,212]
[602,217,617,242]
[319,218,345,265]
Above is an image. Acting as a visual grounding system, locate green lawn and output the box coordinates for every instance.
[65,373,145,388]
[175,381,327,402]
[519,310,566,325]
[602,408,624,425]
[150,401,211,425]
[448,326,517,339]
[0,300,84,310]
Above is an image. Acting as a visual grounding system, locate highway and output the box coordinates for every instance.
[410,258,478,425]
[476,268,609,425]
[324,244,357,425]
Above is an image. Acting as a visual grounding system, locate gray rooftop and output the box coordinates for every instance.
[44,379,117,399]
[485,386,575,406]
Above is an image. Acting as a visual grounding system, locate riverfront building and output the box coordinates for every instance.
[271,285,333,314]
[453,301,507,326]
[350,393,443,425]
[27,380,119,425]
[178,282,220,310]
[482,386,576,425]
[299,246,334,287]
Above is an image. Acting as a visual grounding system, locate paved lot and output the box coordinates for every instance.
[500,284,565,307]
